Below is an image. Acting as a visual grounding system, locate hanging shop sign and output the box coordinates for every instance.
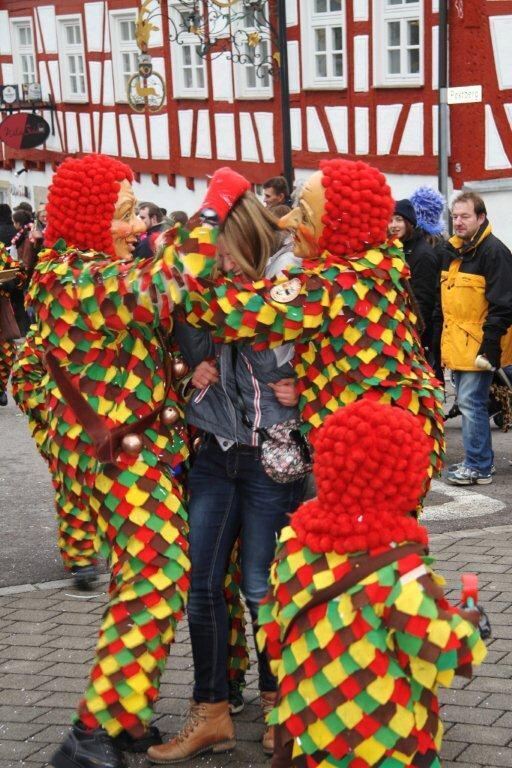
[0,112,50,149]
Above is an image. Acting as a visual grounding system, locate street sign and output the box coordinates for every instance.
[0,112,50,149]
[447,85,482,104]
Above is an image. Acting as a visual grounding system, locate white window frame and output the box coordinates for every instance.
[57,15,88,103]
[168,2,208,98]
[109,10,140,103]
[232,1,273,100]
[11,18,37,90]
[300,0,346,90]
[373,0,424,87]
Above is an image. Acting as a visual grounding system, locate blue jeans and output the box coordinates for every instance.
[453,370,494,474]
[187,437,305,703]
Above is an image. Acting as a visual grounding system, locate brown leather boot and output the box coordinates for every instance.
[147,701,235,764]
[260,691,277,756]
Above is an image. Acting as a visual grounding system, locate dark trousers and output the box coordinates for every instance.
[187,437,305,702]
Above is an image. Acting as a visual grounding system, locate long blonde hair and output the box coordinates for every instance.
[220,191,286,280]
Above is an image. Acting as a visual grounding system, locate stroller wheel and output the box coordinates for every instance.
[493,412,504,429]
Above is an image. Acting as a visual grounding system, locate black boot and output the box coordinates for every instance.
[51,724,126,768]
[71,564,99,590]
[114,725,162,752]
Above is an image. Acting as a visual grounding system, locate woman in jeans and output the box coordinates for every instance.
[148,192,306,764]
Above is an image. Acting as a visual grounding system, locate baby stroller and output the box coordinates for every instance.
[445,365,512,432]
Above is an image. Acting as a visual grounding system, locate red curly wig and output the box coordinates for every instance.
[44,154,134,256]
[318,158,394,257]
[292,399,430,554]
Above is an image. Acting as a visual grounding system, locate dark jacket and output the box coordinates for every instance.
[402,228,440,350]
[0,223,16,247]
[437,220,512,370]
[134,223,165,260]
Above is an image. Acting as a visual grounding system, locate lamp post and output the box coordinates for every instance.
[141,1,294,190]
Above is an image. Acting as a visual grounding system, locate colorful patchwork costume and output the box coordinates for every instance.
[0,242,24,402]
[257,400,486,767]
[26,155,250,768]
[174,160,444,488]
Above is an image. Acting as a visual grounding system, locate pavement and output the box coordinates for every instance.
[1,392,512,768]
[1,524,512,768]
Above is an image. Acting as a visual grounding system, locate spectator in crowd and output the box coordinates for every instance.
[168,210,189,227]
[134,201,165,258]
[35,203,47,230]
[262,176,290,208]
[13,201,34,217]
[0,203,16,246]
[389,200,440,375]
[410,186,447,381]
[441,192,512,485]
[10,209,33,262]
[268,203,291,219]
[148,185,306,764]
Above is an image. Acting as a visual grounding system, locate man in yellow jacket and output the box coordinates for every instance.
[440,192,512,485]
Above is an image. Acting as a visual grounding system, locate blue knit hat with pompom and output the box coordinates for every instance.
[410,186,446,236]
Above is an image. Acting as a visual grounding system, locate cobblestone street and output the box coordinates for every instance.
[1,523,512,767]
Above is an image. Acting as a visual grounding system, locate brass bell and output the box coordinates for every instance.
[192,435,202,452]
[121,434,143,455]
[161,406,180,426]
[172,357,189,379]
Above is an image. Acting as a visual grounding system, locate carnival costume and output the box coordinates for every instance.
[26,154,199,763]
[25,155,253,768]
[0,242,26,404]
[257,400,486,768]
[174,160,444,483]
[11,328,100,579]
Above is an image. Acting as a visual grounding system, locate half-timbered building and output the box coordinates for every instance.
[1,1,512,242]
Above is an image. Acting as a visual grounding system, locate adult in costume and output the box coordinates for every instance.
[26,154,252,768]
[29,154,191,768]
[11,328,100,587]
[258,399,486,767]
[174,159,444,485]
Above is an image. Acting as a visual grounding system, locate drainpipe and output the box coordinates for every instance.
[276,0,293,193]
[438,0,450,230]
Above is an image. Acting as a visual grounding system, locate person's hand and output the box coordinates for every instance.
[477,338,501,370]
[29,225,43,244]
[269,378,299,407]
[200,167,251,224]
[191,359,219,389]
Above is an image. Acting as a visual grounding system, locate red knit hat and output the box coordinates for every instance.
[318,158,394,257]
[292,400,430,554]
[44,154,134,256]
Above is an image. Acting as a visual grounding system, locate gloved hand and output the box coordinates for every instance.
[477,338,501,370]
[200,167,251,225]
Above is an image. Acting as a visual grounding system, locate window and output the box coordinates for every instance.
[301,0,345,89]
[110,12,140,101]
[233,2,273,98]
[11,20,36,88]
[57,17,87,102]
[374,0,423,86]
[168,2,207,97]
[168,3,207,97]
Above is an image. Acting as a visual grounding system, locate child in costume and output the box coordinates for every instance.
[258,399,486,768]
[173,159,445,491]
